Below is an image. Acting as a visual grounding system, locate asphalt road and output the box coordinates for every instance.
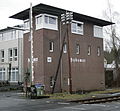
[0,91,120,111]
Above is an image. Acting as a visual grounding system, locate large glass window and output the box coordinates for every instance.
[0,30,17,41]
[71,20,84,35]
[0,68,5,80]
[11,68,18,82]
[35,14,58,30]
[45,16,56,25]
[94,25,103,38]
[49,16,56,25]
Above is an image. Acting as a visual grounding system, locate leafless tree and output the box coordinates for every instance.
[104,0,120,87]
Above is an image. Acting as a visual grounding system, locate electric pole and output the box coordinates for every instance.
[52,11,73,94]
[29,3,34,85]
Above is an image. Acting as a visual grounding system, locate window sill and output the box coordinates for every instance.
[72,31,84,35]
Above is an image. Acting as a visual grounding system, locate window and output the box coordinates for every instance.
[94,25,103,38]
[71,20,84,35]
[45,15,49,24]
[35,14,58,30]
[63,43,67,53]
[76,44,80,54]
[24,20,29,33]
[13,48,17,61]
[97,47,101,56]
[0,30,18,41]
[49,17,56,25]
[35,15,42,30]
[49,41,54,52]
[50,76,54,88]
[8,48,13,61]
[11,68,18,82]
[0,33,3,41]
[0,68,5,80]
[45,16,56,25]
[36,15,42,24]
[88,45,91,56]
[0,50,4,62]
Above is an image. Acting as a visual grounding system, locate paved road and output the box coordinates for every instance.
[0,91,120,111]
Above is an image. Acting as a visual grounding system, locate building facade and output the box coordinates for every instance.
[0,26,23,83]
[10,4,113,93]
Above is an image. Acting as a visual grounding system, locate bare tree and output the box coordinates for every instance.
[104,0,120,87]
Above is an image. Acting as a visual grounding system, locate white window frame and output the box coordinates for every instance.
[94,25,103,38]
[35,14,58,30]
[0,68,5,80]
[71,20,84,35]
[35,14,43,30]
[24,19,30,33]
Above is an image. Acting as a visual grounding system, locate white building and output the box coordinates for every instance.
[0,25,23,83]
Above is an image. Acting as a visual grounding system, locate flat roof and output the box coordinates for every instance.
[10,3,113,26]
[0,25,23,32]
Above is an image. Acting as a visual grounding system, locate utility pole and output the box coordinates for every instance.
[7,3,34,85]
[29,3,34,85]
[62,11,73,94]
[51,11,73,94]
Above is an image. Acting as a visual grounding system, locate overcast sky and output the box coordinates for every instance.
[0,0,119,29]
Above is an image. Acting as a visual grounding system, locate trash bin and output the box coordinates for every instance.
[30,85,37,98]
[35,84,44,96]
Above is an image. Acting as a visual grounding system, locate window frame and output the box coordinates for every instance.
[49,41,54,52]
[0,68,5,80]
[88,45,91,56]
[76,44,80,55]
[13,48,17,61]
[24,19,30,33]
[10,67,18,82]
[97,47,101,56]
[0,50,4,62]
[35,14,58,30]
[63,43,67,53]
[8,48,13,61]
[94,25,103,38]
[71,20,84,35]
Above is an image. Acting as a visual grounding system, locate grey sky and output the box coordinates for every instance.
[0,0,119,29]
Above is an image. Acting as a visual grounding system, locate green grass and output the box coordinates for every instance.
[46,88,120,100]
